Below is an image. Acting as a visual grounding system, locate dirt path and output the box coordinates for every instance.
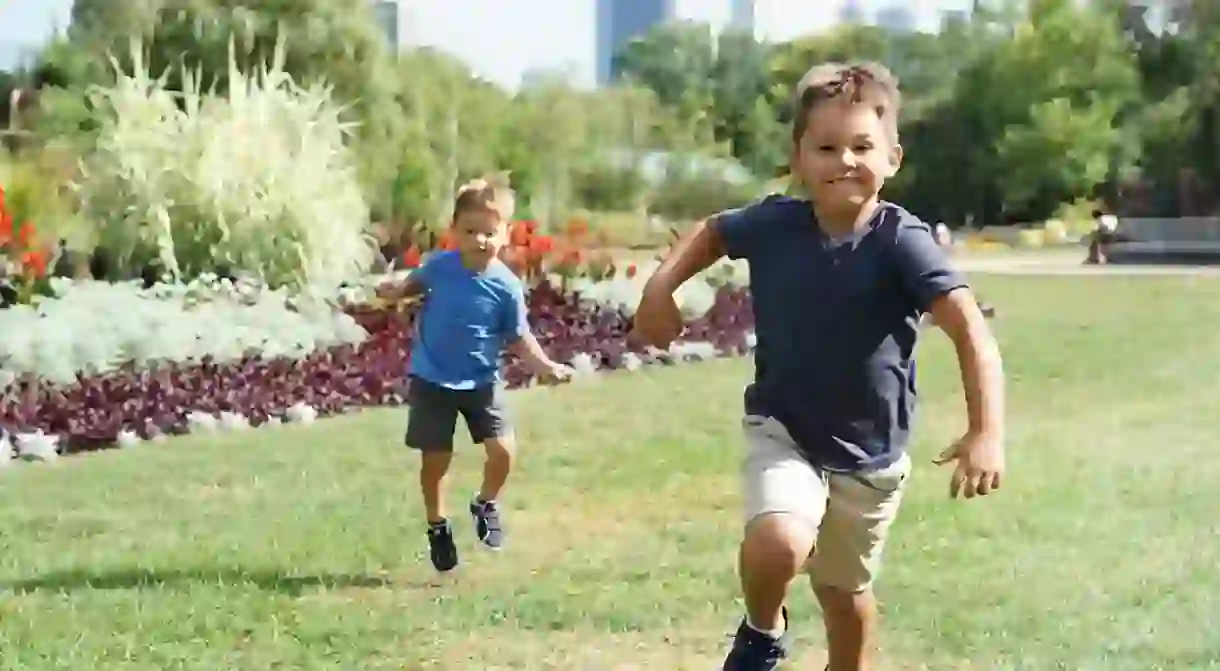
[953,252,1220,276]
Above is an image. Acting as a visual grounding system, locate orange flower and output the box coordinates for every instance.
[509,220,531,247]
[401,244,422,269]
[20,249,47,279]
[0,212,11,247]
[559,248,584,266]
[17,221,35,248]
[437,229,458,251]
[566,218,589,237]
[625,263,638,279]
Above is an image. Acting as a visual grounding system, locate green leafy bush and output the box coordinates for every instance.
[76,38,376,289]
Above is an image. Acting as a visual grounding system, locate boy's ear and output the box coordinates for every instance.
[885,143,904,178]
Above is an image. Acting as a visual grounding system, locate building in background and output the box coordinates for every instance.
[372,0,400,50]
[729,0,757,33]
[596,0,672,84]
[875,3,916,32]
[839,0,868,24]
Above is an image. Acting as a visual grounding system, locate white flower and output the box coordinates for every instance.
[286,403,317,425]
[0,432,12,468]
[620,352,644,372]
[186,412,219,433]
[219,412,251,431]
[117,430,142,449]
[15,431,59,463]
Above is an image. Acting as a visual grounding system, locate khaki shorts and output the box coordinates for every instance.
[741,415,911,592]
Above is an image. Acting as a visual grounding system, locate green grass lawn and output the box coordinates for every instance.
[3,275,1220,670]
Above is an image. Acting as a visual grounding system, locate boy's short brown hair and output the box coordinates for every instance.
[791,61,901,144]
[453,172,515,221]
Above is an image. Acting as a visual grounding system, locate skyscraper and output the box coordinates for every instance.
[372,0,400,50]
[730,0,756,33]
[596,0,673,85]
[875,4,917,32]
[840,0,868,24]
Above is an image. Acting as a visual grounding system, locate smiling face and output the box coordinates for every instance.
[791,97,902,217]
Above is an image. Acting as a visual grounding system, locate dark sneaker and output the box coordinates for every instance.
[722,608,791,671]
[427,520,458,572]
[469,497,504,550]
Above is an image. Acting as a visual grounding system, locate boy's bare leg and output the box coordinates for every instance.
[420,451,453,523]
[740,513,817,631]
[816,585,876,671]
[477,436,514,502]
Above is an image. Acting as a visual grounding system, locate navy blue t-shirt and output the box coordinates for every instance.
[713,195,968,472]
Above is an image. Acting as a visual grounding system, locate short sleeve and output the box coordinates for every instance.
[891,213,969,311]
[711,195,782,260]
[499,279,530,341]
[411,251,444,288]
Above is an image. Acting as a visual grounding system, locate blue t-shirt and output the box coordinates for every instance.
[407,251,530,390]
[713,195,968,472]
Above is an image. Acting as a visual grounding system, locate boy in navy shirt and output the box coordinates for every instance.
[383,176,573,573]
[633,62,1006,670]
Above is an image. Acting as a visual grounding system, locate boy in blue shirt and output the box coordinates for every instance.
[633,63,1006,670]
[382,176,573,573]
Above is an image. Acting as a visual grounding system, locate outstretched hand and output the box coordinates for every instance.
[538,363,576,386]
[934,430,1005,500]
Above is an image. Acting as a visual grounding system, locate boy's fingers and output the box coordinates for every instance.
[949,464,967,499]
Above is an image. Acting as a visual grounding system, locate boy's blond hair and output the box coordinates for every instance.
[453,172,516,221]
[791,61,901,144]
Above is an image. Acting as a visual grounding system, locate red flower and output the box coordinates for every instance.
[528,234,554,256]
[625,263,638,279]
[17,221,35,248]
[437,230,458,251]
[20,249,47,279]
[0,212,11,247]
[401,244,422,269]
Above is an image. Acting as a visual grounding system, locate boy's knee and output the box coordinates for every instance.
[483,436,515,459]
[742,513,817,578]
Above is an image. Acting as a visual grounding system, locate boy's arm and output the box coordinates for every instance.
[377,259,434,303]
[506,332,566,378]
[927,289,1005,441]
[893,216,1005,499]
[643,217,729,296]
[634,203,761,347]
[377,274,427,302]
[501,281,571,380]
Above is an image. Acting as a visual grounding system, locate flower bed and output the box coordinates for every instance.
[0,261,755,463]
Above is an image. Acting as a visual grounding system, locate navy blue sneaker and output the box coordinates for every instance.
[427,519,458,572]
[722,608,791,670]
[469,497,504,550]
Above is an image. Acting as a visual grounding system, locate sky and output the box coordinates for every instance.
[0,0,972,89]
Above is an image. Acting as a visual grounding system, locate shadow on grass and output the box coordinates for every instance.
[2,567,407,595]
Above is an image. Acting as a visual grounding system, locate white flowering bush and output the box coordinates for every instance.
[0,277,367,387]
[76,37,377,290]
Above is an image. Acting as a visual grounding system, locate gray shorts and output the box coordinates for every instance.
[405,376,512,451]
